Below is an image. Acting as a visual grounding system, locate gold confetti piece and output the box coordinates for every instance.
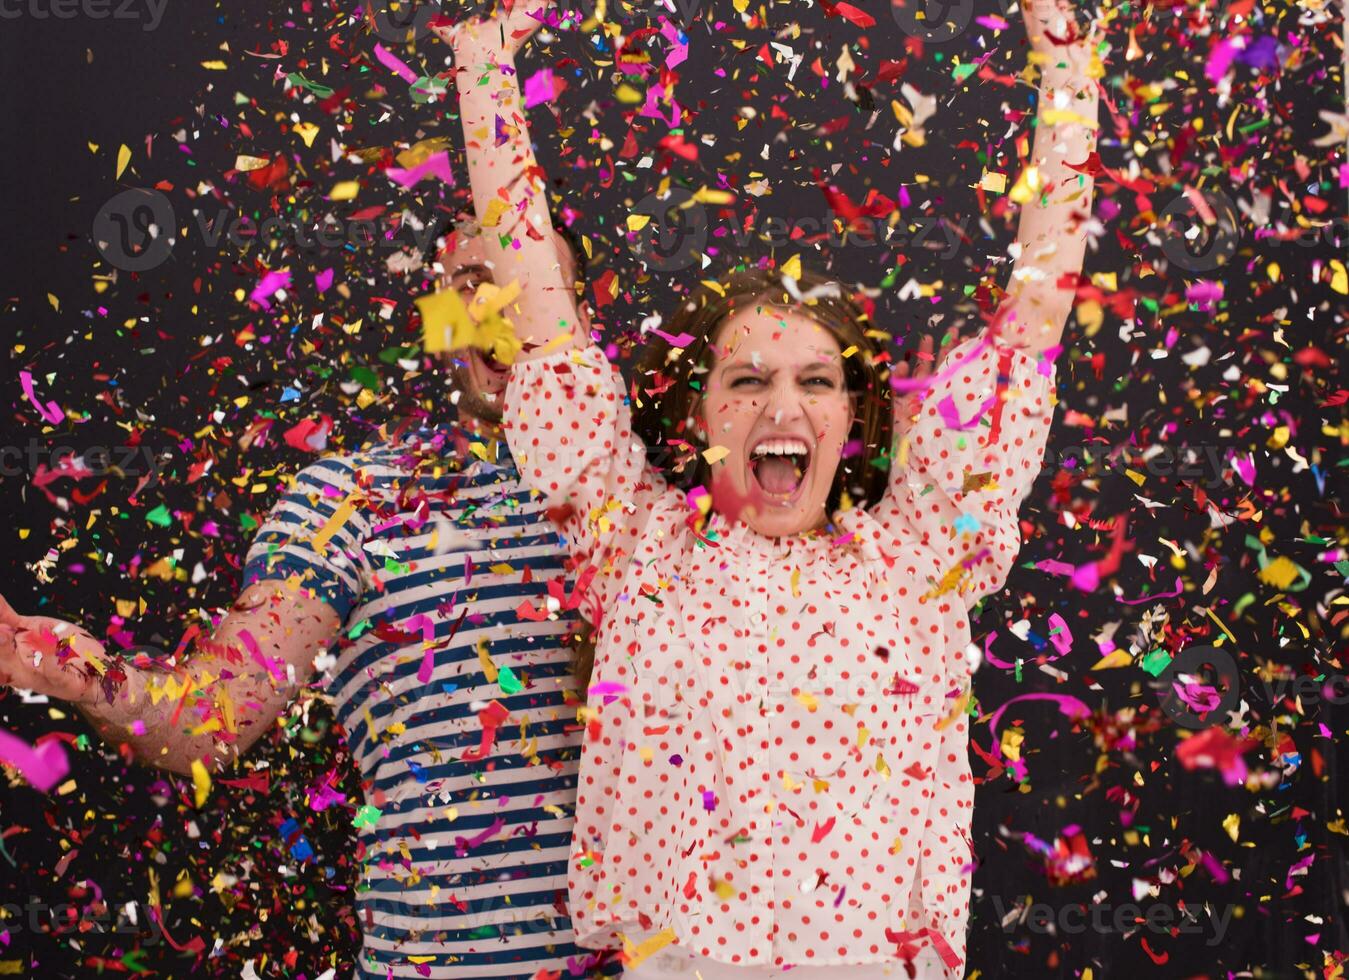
[790,567,801,597]
[477,639,498,682]
[1222,812,1240,842]
[702,445,730,465]
[999,727,1024,762]
[1090,650,1134,670]
[980,171,1007,193]
[329,180,360,201]
[234,155,271,172]
[190,759,211,807]
[781,253,803,280]
[115,144,131,179]
[626,213,651,233]
[793,690,818,712]
[1258,556,1300,589]
[293,122,320,147]
[200,60,228,70]
[489,563,515,575]
[311,492,358,553]
[874,753,891,779]
[623,927,678,968]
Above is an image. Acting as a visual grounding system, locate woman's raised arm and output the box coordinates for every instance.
[437,0,582,360]
[997,0,1103,356]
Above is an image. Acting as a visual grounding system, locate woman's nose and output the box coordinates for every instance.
[764,379,806,422]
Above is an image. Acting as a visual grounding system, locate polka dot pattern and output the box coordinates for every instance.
[503,340,1057,972]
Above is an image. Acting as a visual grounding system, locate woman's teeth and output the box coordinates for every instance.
[750,438,810,459]
[749,438,810,496]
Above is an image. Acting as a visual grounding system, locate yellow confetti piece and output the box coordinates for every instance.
[702,445,730,465]
[481,197,510,228]
[692,186,735,205]
[115,144,131,179]
[293,122,320,147]
[1008,165,1042,205]
[626,213,652,233]
[711,879,737,899]
[235,154,271,172]
[980,171,1007,194]
[623,928,678,969]
[793,690,819,712]
[1090,649,1134,670]
[312,492,358,554]
[790,567,801,597]
[200,60,228,70]
[1258,556,1300,590]
[329,180,360,201]
[1039,107,1100,129]
[874,753,891,779]
[999,727,1024,763]
[489,563,515,575]
[1328,259,1347,295]
[477,639,498,682]
[1222,812,1240,842]
[190,759,211,807]
[780,253,803,280]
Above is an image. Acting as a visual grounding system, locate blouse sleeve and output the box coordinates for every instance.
[870,336,1057,608]
[503,344,666,620]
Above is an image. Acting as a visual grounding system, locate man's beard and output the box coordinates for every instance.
[450,363,504,426]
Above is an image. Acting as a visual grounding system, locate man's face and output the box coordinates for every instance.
[437,229,582,426]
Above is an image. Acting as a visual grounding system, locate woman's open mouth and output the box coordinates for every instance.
[748,437,812,501]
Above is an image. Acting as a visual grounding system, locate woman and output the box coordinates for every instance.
[442,0,1100,975]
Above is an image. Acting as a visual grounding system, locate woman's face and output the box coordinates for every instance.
[697,306,854,537]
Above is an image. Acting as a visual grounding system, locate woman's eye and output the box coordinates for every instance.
[730,376,763,388]
[803,376,837,389]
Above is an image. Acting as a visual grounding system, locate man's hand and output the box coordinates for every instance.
[0,594,102,705]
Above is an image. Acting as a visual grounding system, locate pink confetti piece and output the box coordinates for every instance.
[19,370,64,425]
[0,729,70,792]
[315,268,334,293]
[1047,613,1072,656]
[405,613,437,683]
[1232,452,1256,486]
[587,680,629,696]
[250,269,291,309]
[936,392,997,431]
[237,628,286,683]
[1116,576,1184,605]
[373,42,420,85]
[385,150,456,189]
[523,68,559,108]
[651,328,696,348]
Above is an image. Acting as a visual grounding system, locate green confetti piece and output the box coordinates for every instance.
[952,62,978,83]
[353,804,382,830]
[286,72,335,97]
[145,504,172,527]
[1140,649,1172,677]
[498,665,522,695]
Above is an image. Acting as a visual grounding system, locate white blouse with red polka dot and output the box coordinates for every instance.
[503,337,1056,973]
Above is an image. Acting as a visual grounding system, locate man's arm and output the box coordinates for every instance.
[998,0,1102,355]
[0,583,340,776]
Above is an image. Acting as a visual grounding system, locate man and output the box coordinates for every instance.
[0,219,617,980]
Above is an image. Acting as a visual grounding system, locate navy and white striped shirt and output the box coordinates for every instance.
[243,424,618,980]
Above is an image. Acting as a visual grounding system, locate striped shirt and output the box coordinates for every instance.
[242,424,619,980]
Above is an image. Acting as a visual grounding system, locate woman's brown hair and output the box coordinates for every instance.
[631,268,894,516]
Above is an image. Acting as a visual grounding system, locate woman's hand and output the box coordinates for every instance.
[432,0,550,59]
[1021,0,1099,74]
[0,594,103,705]
[891,329,961,447]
